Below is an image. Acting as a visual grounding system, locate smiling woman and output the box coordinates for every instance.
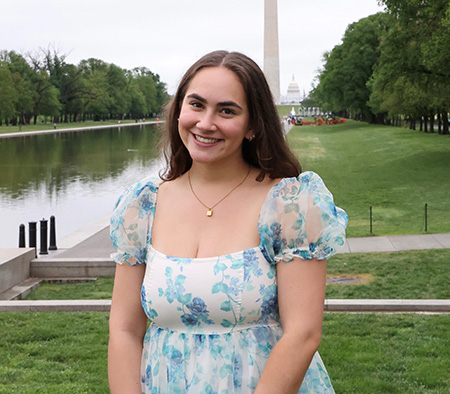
[108,50,348,394]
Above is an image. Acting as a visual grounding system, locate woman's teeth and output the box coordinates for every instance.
[195,135,220,144]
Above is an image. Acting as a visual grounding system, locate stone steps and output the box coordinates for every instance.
[0,277,100,300]
[30,258,115,278]
[0,248,35,294]
[0,277,43,300]
[0,250,115,301]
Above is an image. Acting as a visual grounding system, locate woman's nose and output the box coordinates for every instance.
[196,111,217,131]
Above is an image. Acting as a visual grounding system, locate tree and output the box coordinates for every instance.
[371,0,450,133]
[42,49,87,122]
[312,12,389,121]
[0,62,18,124]
[1,51,37,125]
[128,78,147,118]
[78,59,110,120]
[132,67,157,115]
[367,15,429,123]
[0,48,169,124]
[151,72,170,114]
[26,51,63,124]
[1,49,63,125]
[106,64,130,119]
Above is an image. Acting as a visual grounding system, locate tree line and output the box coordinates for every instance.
[311,0,450,134]
[0,49,170,126]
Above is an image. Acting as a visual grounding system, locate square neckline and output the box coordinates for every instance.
[147,176,288,261]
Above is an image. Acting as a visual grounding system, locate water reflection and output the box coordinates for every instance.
[0,124,161,247]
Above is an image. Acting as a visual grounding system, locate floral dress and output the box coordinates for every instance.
[110,171,348,394]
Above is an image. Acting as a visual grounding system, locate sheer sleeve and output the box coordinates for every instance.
[110,177,160,265]
[259,171,348,264]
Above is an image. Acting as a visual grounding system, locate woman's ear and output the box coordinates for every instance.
[245,129,256,141]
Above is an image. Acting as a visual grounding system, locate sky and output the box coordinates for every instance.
[1,0,385,96]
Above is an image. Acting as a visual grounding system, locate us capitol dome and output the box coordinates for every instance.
[283,75,302,104]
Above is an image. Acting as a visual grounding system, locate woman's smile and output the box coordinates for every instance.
[192,133,222,145]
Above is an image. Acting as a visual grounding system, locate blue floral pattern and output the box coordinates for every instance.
[110,171,347,393]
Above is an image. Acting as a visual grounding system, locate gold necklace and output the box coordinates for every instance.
[188,166,251,217]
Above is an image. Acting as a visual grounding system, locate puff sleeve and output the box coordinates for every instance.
[110,177,160,265]
[259,171,348,263]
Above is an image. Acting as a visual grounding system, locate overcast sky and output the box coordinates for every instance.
[2,0,385,96]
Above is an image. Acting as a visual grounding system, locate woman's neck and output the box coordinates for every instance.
[189,159,250,184]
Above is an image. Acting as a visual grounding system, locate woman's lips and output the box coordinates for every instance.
[193,133,222,145]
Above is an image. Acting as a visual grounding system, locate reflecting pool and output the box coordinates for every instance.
[0,124,162,248]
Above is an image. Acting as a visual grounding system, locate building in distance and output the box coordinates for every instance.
[282,75,303,104]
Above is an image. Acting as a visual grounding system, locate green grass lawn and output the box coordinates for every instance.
[326,249,450,299]
[277,104,295,116]
[287,120,450,237]
[0,312,109,393]
[0,118,156,134]
[321,313,450,393]
[0,312,448,393]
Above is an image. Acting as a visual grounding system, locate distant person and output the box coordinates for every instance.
[109,50,348,394]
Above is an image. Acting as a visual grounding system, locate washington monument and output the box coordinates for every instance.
[264,0,281,104]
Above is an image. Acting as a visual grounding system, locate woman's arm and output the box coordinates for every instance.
[254,258,327,394]
[108,263,148,394]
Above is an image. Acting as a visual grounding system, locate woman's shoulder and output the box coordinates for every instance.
[111,175,162,227]
[264,171,345,225]
[114,176,162,209]
[258,171,348,262]
[110,176,162,266]
[264,171,327,202]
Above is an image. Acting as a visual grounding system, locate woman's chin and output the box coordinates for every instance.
[185,144,220,164]
[189,153,219,165]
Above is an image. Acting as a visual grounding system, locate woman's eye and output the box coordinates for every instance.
[221,108,235,115]
[190,101,203,109]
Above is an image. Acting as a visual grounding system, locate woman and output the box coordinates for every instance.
[109,50,347,394]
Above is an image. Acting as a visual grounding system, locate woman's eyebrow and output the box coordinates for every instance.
[187,93,206,103]
[218,101,243,110]
[186,93,243,110]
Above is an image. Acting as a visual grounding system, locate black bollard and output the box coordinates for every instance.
[19,224,26,247]
[39,218,48,255]
[49,215,57,251]
[29,222,37,248]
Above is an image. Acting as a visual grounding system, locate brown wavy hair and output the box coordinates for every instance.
[159,50,301,181]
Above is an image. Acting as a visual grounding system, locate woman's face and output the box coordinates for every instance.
[178,66,253,166]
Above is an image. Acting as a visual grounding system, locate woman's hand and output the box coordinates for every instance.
[108,263,147,394]
[254,258,327,394]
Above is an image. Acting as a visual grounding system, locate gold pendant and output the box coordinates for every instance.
[206,209,213,217]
